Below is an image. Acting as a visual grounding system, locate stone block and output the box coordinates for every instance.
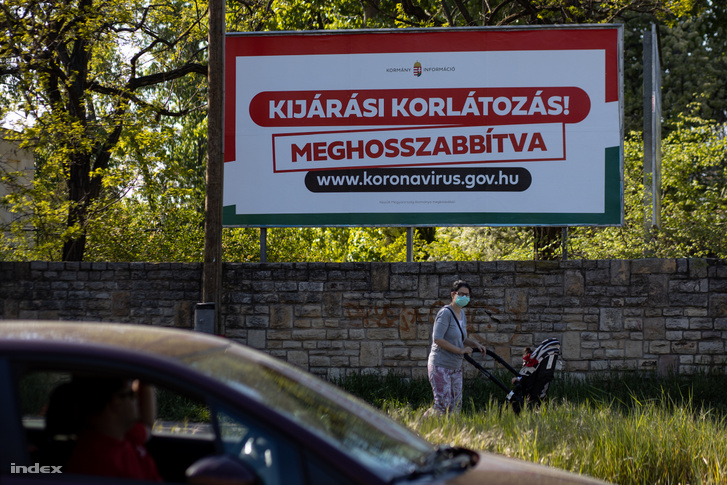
[625,340,643,358]
[599,308,623,332]
[632,259,676,274]
[246,315,269,329]
[505,288,528,314]
[112,291,130,317]
[561,331,581,360]
[247,329,266,349]
[658,355,679,376]
[689,318,713,330]
[383,347,408,360]
[292,329,326,340]
[605,348,625,359]
[643,318,665,339]
[322,292,342,318]
[699,340,724,354]
[287,351,309,369]
[371,264,389,291]
[564,270,584,296]
[510,334,533,347]
[364,328,398,340]
[610,260,630,285]
[689,259,709,278]
[270,305,293,329]
[411,347,429,360]
[649,341,670,354]
[611,360,637,370]
[665,331,683,340]
[624,318,642,331]
[360,342,382,367]
[709,294,727,317]
[419,274,439,299]
[390,274,418,291]
[665,317,688,330]
[672,341,697,354]
[398,308,418,340]
[309,355,331,367]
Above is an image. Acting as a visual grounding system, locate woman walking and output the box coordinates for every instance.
[425,280,486,416]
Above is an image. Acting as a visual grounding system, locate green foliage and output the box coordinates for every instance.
[263,0,699,29]
[0,0,211,260]
[221,227,432,263]
[568,118,727,259]
[156,387,211,423]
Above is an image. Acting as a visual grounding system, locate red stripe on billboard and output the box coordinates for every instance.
[249,87,590,127]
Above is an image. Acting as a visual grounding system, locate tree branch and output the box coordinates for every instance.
[450,0,476,25]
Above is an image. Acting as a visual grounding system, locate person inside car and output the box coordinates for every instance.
[65,376,162,482]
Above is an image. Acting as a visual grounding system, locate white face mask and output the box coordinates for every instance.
[454,295,470,307]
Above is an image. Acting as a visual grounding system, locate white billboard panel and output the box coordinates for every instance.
[224,26,623,227]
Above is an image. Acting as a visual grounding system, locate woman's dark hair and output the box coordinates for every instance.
[450,280,471,294]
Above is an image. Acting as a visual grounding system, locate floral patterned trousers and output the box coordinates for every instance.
[425,363,463,416]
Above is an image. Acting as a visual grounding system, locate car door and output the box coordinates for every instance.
[0,346,368,485]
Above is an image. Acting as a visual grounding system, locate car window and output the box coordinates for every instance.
[18,370,75,469]
[181,344,433,481]
[15,369,215,483]
[217,407,305,485]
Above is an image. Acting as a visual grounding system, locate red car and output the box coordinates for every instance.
[0,321,609,484]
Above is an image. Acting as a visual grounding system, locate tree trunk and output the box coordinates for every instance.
[533,227,562,260]
[62,234,87,261]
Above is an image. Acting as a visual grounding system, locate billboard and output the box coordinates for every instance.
[224,26,623,227]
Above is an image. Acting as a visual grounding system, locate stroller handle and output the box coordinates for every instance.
[464,353,524,405]
[471,348,521,377]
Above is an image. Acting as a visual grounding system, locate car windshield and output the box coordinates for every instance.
[178,341,434,480]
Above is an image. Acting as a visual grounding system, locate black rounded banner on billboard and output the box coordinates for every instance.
[305,166,532,193]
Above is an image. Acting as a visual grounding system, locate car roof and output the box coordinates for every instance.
[0,320,241,360]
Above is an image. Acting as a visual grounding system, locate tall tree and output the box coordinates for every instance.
[0,0,209,260]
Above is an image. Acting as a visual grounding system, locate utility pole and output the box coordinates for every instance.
[202,0,225,334]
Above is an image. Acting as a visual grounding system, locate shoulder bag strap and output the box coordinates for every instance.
[445,306,465,341]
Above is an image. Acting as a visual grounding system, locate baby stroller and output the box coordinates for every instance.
[464,338,560,414]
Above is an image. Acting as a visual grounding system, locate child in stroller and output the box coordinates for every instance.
[507,338,560,413]
[464,338,560,414]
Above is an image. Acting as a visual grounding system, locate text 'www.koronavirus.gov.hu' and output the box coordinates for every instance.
[304,166,532,193]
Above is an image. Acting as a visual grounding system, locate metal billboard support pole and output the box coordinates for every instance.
[643,23,662,240]
[260,228,267,262]
[406,227,413,262]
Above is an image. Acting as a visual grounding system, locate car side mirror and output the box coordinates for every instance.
[186,454,261,485]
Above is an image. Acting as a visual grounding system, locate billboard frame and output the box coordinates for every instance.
[224,25,624,228]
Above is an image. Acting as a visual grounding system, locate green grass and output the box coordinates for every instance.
[335,372,727,484]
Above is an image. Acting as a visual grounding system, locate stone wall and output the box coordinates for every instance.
[1,259,726,379]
